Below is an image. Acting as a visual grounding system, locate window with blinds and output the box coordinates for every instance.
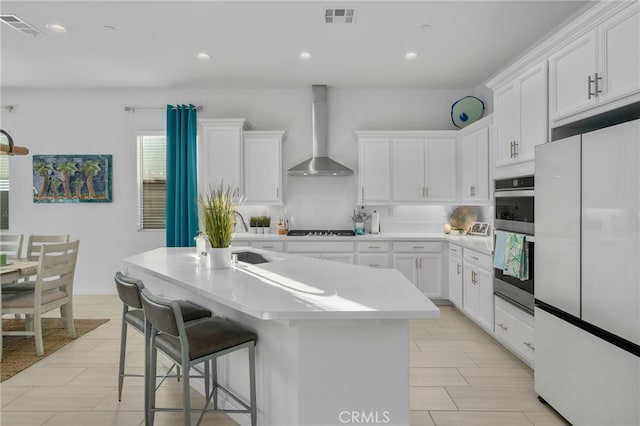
[137,134,166,230]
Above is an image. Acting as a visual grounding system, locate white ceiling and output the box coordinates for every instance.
[1,1,590,90]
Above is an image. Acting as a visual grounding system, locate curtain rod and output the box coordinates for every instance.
[124,105,203,113]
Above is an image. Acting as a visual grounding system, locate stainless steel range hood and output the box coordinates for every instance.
[287,85,354,176]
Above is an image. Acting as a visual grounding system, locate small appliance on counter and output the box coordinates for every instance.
[370,210,380,234]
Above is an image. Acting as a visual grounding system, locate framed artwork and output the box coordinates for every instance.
[33,154,112,203]
[469,222,490,236]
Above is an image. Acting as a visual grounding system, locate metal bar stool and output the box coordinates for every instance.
[140,287,258,426]
[114,272,212,402]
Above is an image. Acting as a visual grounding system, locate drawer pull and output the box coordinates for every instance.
[523,341,535,351]
[470,256,479,260]
[412,246,425,249]
[263,245,274,249]
[369,263,380,267]
[497,322,508,331]
[368,245,380,249]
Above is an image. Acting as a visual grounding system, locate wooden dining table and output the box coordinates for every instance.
[0,260,39,360]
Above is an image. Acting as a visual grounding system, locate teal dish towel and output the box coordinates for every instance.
[503,232,529,280]
[493,231,508,270]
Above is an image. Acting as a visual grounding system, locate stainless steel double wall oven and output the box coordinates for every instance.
[494,176,535,314]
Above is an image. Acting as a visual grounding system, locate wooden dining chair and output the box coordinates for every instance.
[0,234,24,260]
[26,234,70,261]
[1,240,80,356]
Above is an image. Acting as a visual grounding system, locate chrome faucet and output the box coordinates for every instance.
[234,211,249,232]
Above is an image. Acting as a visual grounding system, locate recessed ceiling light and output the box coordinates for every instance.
[196,52,211,60]
[46,23,67,33]
[299,51,312,60]
[405,51,418,60]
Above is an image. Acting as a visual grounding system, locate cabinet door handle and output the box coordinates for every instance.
[523,341,535,351]
[509,141,513,158]
[415,258,419,269]
[595,72,602,96]
[419,258,422,268]
[425,187,429,197]
[497,322,508,331]
[457,263,461,275]
[513,141,518,157]
[588,74,596,99]
[276,187,279,198]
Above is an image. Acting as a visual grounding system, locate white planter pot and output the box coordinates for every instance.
[208,246,231,269]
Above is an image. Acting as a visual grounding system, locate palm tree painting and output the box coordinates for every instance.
[33,154,112,203]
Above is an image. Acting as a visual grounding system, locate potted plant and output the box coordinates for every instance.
[261,216,271,234]
[199,182,239,268]
[350,208,370,235]
[249,216,259,234]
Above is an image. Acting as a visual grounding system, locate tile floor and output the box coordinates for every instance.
[1,295,568,426]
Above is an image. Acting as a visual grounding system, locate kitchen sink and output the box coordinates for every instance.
[233,250,283,265]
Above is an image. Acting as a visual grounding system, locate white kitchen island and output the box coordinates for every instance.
[123,247,440,426]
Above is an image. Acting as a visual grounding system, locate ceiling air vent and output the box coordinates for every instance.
[0,15,43,36]
[324,8,356,24]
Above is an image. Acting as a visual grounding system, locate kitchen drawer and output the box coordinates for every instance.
[251,241,285,252]
[393,241,443,253]
[463,248,492,270]
[287,241,355,253]
[495,296,535,365]
[449,243,462,256]
[357,253,391,269]
[357,241,391,252]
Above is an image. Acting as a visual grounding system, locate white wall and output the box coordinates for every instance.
[2,86,476,293]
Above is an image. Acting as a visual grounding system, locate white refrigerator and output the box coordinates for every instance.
[535,118,640,425]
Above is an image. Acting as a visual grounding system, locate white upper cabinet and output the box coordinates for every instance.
[393,138,424,201]
[494,60,548,172]
[424,137,457,202]
[243,131,285,205]
[392,136,456,203]
[461,126,490,202]
[549,2,640,125]
[198,118,250,194]
[357,136,392,204]
[357,131,456,204]
[198,119,284,205]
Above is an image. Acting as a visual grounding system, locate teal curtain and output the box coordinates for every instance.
[166,104,198,247]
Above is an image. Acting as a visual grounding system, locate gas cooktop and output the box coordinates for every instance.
[287,229,356,237]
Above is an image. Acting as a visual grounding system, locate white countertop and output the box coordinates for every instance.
[233,232,494,254]
[123,247,440,321]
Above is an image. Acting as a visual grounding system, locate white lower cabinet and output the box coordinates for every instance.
[494,296,535,367]
[393,242,444,300]
[249,241,285,252]
[450,247,493,333]
[357,242,391,268]
[286,241,355,264]
[448,244,463,309]
[357,253,391,269]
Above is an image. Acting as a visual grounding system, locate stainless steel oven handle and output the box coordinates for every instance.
[494,190,534,197]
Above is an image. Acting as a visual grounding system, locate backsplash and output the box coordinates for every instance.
[237,202,492,234]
